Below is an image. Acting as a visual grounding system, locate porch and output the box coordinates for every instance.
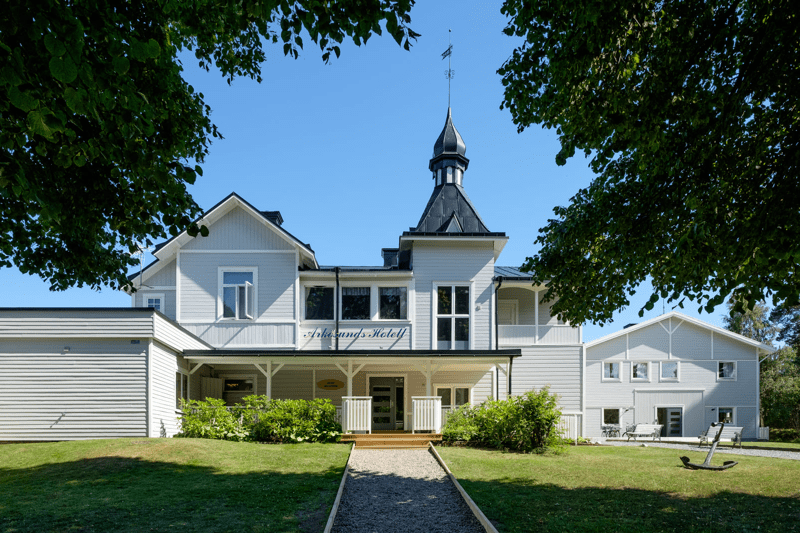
[181,348,521,434]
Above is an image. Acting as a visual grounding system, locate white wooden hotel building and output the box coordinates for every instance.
[0,109,774,441]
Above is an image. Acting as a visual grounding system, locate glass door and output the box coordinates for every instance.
[370,377,404,430]
[657,407,682,437]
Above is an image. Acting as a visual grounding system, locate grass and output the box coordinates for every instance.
[742,441,800,450]
[438,445,800,533]
[0,438,351,533]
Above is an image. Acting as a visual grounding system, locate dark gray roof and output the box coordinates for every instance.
[409,183,492,234]
[494,266,533,280]
[432,107,466,158]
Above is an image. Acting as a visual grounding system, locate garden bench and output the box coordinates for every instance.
[624,424,663,441]
[698,425,743,448]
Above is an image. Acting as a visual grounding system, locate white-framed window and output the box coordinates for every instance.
[660,361,680,382]
[602,408,620,425]
[717,407,735,424]
[435,384,472,408]
[175,370,189,410]
[379,287,407,320]
[603,362,621,381]
[305,285,334,320]
[218,268,256,320]
[341,287,371,320]
[435,284,470,350]
[143,292,165,313]
[718,361,737,381]
[631,362,650,382]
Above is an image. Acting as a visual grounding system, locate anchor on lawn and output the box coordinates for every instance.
[680,422,738,470]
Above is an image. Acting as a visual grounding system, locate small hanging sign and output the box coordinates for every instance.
[317,379,345,391]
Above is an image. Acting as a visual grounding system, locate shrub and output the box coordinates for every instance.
[769,428,800,443]
[175,397,341,443]
[441,388,564,453]
[176,398,250,441]
[248,398,341,443]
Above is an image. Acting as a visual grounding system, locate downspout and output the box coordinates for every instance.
[494,276,503,399]
[335,267,340,351]
[494,276,502,350]
[508,355,513,397]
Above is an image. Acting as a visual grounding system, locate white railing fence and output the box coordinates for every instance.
[758,426,769,441]
[412,396,442,433]
[342,396,372,434]
[335,405,342,425]
[558,413,582,445]
[441,405,455,427]
[498,324,581,346]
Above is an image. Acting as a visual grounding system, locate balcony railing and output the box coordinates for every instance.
[412,396,442,433]
[498,324,580,346]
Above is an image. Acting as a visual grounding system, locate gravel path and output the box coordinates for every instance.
[604,440,800,460]
[330,448,485,533]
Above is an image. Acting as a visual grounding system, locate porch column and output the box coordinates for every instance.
[254,362,285,400]
[413,360,440,396]
[188,363,205,402]
[335,361,366,397]
[496,363,507,400]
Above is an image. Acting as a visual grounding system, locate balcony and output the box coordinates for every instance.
[498,324,580,346]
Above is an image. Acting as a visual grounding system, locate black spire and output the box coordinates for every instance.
[429,107,469,183]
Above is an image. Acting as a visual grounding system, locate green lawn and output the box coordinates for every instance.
[437,445,800,533]
[0,438,351,533]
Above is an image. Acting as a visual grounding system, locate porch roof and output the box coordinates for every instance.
[182,349,521,359]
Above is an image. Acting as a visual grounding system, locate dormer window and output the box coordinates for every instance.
[219,269,256,320]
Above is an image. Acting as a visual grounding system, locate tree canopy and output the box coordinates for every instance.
[0,0,417,291]
[499,0,800,325]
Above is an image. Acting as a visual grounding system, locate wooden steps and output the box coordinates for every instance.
[341,432,442,449]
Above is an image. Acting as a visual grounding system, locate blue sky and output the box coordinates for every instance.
[1,0,728,341]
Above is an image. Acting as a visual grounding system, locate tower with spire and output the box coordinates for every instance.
[407,108,495,235]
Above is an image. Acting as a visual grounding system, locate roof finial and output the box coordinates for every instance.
[442,29,454,108]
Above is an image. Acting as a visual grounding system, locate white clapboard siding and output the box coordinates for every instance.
[153,314,211,352]
[181,205,295,252]
[271,369,314,401]
[510,346,583,411]
[0,340,147,440]
[179,252,297,325]
[0,309,154,338]
[182,323,295,348]
[411,241,495,350]
[150,343,181,437]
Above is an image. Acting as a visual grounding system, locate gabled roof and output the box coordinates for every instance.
[407,183,493,234]
[129,192,318,286]
[494,266,533,280]
[585,311,776,353]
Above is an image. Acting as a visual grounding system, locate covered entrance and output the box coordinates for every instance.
[369,376,404,430]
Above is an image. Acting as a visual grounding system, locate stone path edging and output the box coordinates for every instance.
[429,443,499,533]
[323,442,355,533]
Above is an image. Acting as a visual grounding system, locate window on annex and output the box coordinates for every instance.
[342,287,370,320]
[718,361,737,381]
[631,362,649,381]
[223,378,254,393]
[718,407,734,424]
[437,285,470,350]
[603,362,620,381]
[436,386,471,408]
[602,408,620,425]
[379,287,407,320]
[305,287,334,320]
[175,371,189,410]
[221,270,254,320]
[660,361,679,381]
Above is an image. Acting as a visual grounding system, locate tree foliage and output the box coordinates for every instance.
[499,0,800,325]
[0,0,417,290]
[722,298,777,345]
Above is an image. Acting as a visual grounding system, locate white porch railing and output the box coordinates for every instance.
[342,396,372,434]
[498,324,581,346]
[441,405,455,426]
[558,413,582,445]
[758,426,769,441]
[335,405,342,425]
[412,396,442,433]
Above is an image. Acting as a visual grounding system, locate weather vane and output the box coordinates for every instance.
[442,29,454,107]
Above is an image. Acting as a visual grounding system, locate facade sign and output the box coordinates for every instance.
[316,379,345,391]
[302,327,408,341]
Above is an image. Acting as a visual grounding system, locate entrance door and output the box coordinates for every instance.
[370,377,404,431]
[657,407,682,437]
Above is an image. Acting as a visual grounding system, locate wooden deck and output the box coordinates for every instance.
[341,430,443,449]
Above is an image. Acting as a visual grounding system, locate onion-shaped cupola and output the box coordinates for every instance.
[429,107,469,186]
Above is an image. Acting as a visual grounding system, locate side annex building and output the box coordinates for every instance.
[0,109,773,441]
